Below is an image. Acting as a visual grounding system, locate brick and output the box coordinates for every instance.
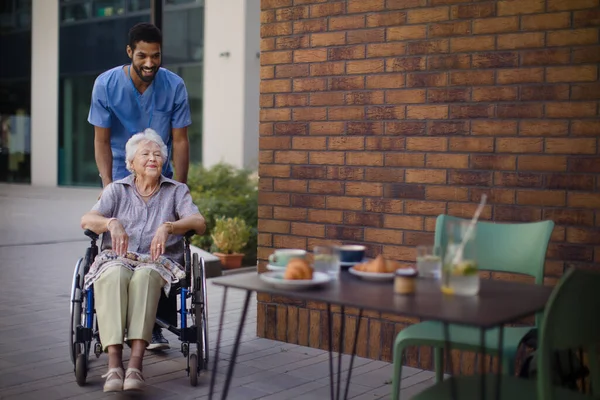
[450,105,495,119]
[291,165,327,179]
[518,155,567,171]
[405,200,447,216]
[429,21,472,37]
[406,137,448,151]
[472,121,517,136]
[366,168,406,182]
[328,106,364,120]
[495,205,542,222]
[260,151,274,164]
[426,186,469,201]
[572,83,600,100]
[522,12,571,30]
[497,0,545,15]
[277,35,310,50]
[348,28,386,44]
[452,2,495,18]
[275,93,307,107]
[428,54,471,70]
[429,121,469,135]
[293,107,327,121]
[407,39,450,55]
[293,48,327,63]
[406,105,448,119]
[260,136,291,150]
[386,121,427,135]
[547,28,599,46]
[367,43,406,57]
[328,45,366,60]
[274,150,308,164]
[310,122,344,134]
[365,106,404,120]
[520,85,569,101]
[366,74,405,89]
[497,138,543,153]
[309,2,345,17]
[387,25,428,41]
[346,182,383,197]
[276,6,309,21]
[572,46,600,63]
[497,33,545,49]
[261,38,275,51]
[310,32,346,47]
[521,49,571,66]
[568,193,600,209]
[547,66,598,82]
[519,120,568,136]
[294,19,328,34]
[546,174,595,190]
[346,60,385,74]
[346,152,384,166]
[471,188,515,204]
[259,219,291,234]
[497,68,544,84]
[276,64,309,78]
[472,52,518,68]
[293,77,327,92]
[326,226,363,241]
[348,0,385,12]
[548,0,599,11]
[262,9,276,23]
[346,91,385,105]
[273,178,307,192]
[292,136,326,150]
[573,9,600,27]
[259,192,291,206]
[572,121,600,136]
[309,181,344,194]
[494,172,543,188]
[261,22,293,37]
[546,138,597,154]
[329,15,366,30]
[309,92,344,106]
[387,0,428,8]
[546,102,597,118]
[364,200,403,215]
[310,62,345,77]
[275,122,307,135]
[292,222,325,237]
[261,108,292,122]
[331,76,365,90]
[448,203,493,220]
[367,11,408,27]
[406,72,448,87]
[273,206,308,221]
[385,153,426,167]
[366,137,407,150]
[473,16,519,34]
[471,155,516,170]
[567,227,600,245]
[309,151,345,165]
[261,79,292,93]
[364,228,404,244]
[543,209,595,226]
[261,66,275,79]
[450,70,494,86]
[426,154,469,169]
[328,137,364,151]
[548,243,593,262]
[309,209,344,224]
[450,137,494,152]
[383,183,425,199]
[262,0,292,9]
[327,166,364,180]
[405,169,447,184]
[348,121,384,135]
[451,36,496,52]
[472,87,517,102]
[497,104,543,118]
[326,196,363,210]
[386,57,426,72]
[383,215,422,230]
[261,94,274,108]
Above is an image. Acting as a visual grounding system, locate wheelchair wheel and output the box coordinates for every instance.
[192,253,209,371]
[75,353,87,386]
[70,258,84,366]
[189,353,198,387]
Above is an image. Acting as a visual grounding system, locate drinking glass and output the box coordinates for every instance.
[313,246,340,280]
[416,245,442,278]
[441,219,479,296]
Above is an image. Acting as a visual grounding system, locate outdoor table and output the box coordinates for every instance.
[207,271,553,400]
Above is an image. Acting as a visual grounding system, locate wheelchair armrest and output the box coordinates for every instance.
[184,230,195,239]
[84,229,100,241]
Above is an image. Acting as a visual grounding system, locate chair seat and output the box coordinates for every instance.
[413,374,588,400]
[397,320,532,358]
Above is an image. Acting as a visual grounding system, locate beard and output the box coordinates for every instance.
[133,64,158,83]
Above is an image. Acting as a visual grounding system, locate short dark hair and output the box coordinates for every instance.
[128,23,162,50]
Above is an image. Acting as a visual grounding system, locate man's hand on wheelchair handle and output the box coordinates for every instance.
[108,219,129,256]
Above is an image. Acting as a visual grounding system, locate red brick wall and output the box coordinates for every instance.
[257,0,600,370]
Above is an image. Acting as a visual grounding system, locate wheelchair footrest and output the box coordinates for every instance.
[180,326,198,343]
[76,326,93,343]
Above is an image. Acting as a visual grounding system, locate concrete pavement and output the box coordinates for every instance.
[0,183,435,399]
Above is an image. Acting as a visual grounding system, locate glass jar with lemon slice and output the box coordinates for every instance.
[441,220,480,296]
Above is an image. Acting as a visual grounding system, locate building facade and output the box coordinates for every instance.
[0,0,260,187]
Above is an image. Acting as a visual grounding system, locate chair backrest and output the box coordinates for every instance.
[537,268,600,398]
[434,214,554,285]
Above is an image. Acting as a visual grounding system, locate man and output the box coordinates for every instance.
[88,22,191,350]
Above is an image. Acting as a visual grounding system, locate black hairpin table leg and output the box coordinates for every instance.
[328,303,335,400]
[342,308,363,400]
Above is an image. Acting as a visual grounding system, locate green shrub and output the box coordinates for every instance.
[211,216,251,254]
[187,163,258,264]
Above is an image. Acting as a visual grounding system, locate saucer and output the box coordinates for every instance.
[339,258,370,268]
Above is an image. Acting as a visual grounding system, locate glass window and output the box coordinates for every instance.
[129,0,150,12]
[180,65,202,164]
[93,0,125,17]
[0,80,31,183]
[61,2,92,22]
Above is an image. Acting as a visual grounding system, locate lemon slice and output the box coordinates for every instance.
[441,285,454,295]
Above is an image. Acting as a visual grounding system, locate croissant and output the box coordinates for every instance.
[284,259,313,280]
[355,255,402,273]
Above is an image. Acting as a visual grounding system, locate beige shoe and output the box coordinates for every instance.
[123,367,145,391]
[101,367,124,392]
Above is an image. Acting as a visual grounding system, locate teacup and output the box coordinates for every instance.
[268,249,307,267]
[337,245,366,263]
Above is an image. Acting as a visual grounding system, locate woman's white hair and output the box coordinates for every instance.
[125,128,168,173]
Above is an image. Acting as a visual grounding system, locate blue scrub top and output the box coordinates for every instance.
[88,65,192,180]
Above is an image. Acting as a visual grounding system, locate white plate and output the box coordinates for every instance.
[266,263,287,271]
[348,266,395,282]
[260,271,332,290]
[340,258,370,268]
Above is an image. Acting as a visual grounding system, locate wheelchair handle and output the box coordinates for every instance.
[84,229,100,241]
[184,230,195,240]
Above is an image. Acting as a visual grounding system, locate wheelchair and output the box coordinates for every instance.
[69,229,209,387]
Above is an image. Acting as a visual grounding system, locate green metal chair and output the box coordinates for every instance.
[411,267,600,399]
[391,215,555,400]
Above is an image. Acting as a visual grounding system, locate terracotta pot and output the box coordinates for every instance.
[215,252,244,269]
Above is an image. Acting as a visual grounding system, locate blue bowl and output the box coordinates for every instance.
[337,245,366,263]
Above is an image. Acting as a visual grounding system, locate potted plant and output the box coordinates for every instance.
[211,216,250,269]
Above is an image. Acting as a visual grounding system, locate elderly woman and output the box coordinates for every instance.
[81,128,205,392]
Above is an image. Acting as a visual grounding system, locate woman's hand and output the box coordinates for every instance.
[151,224,170,261]
[108,219,129,256]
